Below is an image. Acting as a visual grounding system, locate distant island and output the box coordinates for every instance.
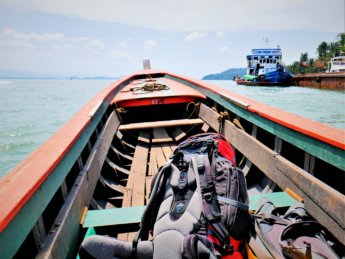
[202,68,246,80]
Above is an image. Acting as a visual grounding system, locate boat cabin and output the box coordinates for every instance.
[246,48,283,76]
[327,56,345,73]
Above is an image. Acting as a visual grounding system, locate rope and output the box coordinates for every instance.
[233,117,245,130]
[186,102,200,119]
[134,83,169,93]
[115,108,127,114]
[121,75,169,94]
[215,111,230,134]
[217,111,230,122]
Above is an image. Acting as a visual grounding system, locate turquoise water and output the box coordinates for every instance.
[0,79,344,177]
[212,80,345,129]
[0,79,113,177]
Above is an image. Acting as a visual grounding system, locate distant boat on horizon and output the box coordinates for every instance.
[236,47,293,86]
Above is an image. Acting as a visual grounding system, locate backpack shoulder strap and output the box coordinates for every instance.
[192,155,232,254]
[132,161,172,257]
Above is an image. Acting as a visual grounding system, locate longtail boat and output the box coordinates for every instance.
[0,62,344,258]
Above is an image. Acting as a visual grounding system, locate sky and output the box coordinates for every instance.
[0,0,344,79]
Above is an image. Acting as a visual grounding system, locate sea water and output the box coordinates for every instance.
[0,79,344,178]
[0,79,112,177]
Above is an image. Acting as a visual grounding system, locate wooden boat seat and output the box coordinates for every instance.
[119,118,204,131]
[78,190,297,258]
[81,191,297,229]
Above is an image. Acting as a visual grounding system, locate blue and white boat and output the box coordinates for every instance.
[237,47,293,86]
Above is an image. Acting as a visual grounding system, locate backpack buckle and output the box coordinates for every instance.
[223,243,234,255]
[197,164,205,170]
[203,192,213,201]
[213,212,222,219]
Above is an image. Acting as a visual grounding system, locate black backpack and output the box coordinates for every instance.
[133,133,250,258]
[254,199,342,259]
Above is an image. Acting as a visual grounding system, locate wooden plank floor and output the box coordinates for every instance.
[118,128,178,240]
[118,131,150,241]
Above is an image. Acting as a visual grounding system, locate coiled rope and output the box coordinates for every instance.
[122,75,169,94]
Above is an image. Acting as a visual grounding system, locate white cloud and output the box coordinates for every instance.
[0,0,342,33]
[51,43,73,51]
[216,31,226,39]
[3,28,64,42]
[219,46,230,53]
[0,28,65,47]
[118,38,132,49]
[111,50,132,59]
[184,32,207,42]
[70,37,89,42]
[85,39,104,49]
[0,39,32,47]
[144,39,157,49]
[118,41,129,49]
[36,52,53,58]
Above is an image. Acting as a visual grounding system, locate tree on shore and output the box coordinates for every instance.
[287,33,345,74]
[317,42,328,59]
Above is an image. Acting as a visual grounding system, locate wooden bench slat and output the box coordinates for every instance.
[83,206,146,228]
[198,104,220,132]
[119,118,204,131]
[249,192,296,211]
[83,192,296,228]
